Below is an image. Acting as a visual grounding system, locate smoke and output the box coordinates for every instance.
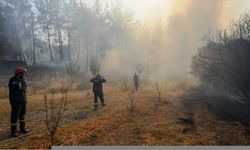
[102,0,224,81]
[162,0,224,76]
[2,0,247,82]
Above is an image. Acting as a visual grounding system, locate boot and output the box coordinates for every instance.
[93,105,98,112]
[20,128,28,134]
[20,121,28,134]
[11,125,18,137]
[101,102,106,107]
[11,132,18,137]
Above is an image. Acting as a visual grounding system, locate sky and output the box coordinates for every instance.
[84,0,250,28]
[219,0,250,28]
[120,0,174,21]
[119,0,250,28]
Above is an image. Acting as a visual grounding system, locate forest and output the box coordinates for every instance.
[0,0,132,67]
[0,0,250,149]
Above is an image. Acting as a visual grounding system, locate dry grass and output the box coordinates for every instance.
[0,80,250,148]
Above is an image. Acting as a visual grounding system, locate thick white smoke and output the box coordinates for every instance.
[102,0,224,81]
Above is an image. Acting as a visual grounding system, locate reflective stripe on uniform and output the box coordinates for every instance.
[19,120,25,122]
[11,123,17,126]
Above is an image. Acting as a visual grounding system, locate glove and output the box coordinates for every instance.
[22,81,27,90]
[18,82,22,90]
[18,81,27,90]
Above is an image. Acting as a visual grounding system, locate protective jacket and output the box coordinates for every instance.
[8,75,27,103]
[90,76,106,93]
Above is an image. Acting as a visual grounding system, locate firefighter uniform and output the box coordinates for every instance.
[133,73,140,91]
[90,74,106,110]
[8,67,28,137]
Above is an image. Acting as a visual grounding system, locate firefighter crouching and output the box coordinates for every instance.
[8,67,28,137]
[90,74,106,111]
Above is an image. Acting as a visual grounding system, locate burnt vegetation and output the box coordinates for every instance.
[192,13,250,105]
[192,13,250,125]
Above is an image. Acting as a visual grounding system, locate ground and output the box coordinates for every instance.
[0,79,250,149]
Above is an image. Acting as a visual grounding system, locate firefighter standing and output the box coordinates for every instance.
[133,73,140,91]
[90,74,106,111]
[8,67,28,137]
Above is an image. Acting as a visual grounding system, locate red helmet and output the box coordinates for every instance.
[15,67,27,74]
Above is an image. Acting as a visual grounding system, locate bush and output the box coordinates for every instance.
[135,63,144,74]
[76,80,90,91]
[89,57,101,76]
[66,62,80,78]
[44,88,67,146]
[192,13,250,105]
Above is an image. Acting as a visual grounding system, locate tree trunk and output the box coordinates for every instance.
[86,44,89,72]
[45,16,53,62]
[31,14,36,65]
[86,36,89,72]
[13,17,25,61]
[67,27,71,62]
[55,14,64,62]
[51,133,54,146]
[29,33,32,64]
[58,28,64,62]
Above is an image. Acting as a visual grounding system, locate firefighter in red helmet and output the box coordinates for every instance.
[8,67,28,137]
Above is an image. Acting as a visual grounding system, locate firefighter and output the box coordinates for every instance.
[8,67,28,137]
[133,72,140,91]
[90,74,106,111]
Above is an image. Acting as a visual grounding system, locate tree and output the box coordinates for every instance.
[53,0,65,62]
[0,2,14,58]
[44,88,67,146]
[30,12,37,65]
[65,61,80,86]
[89,56,101,76]
[0,0,35,62]
[36,0,56,62]
[0,0,135,66]
[192,13,250,105]
[135,63,144,74]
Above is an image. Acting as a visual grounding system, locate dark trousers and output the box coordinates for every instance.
[10,102,26,133]
[134,83,139,91]
[94,92,105,106]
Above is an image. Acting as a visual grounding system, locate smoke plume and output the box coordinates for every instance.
[102,0,224,81]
